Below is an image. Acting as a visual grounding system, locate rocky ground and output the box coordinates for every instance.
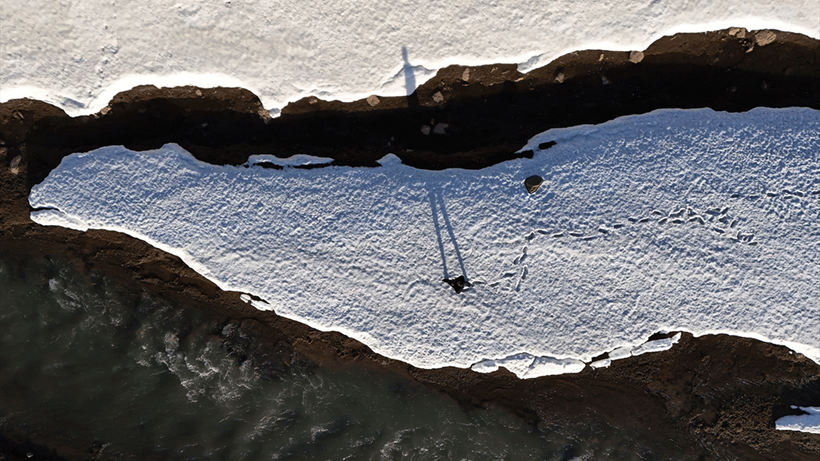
[1,28,819,460]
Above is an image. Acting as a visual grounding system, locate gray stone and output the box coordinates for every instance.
[433,123,449,134]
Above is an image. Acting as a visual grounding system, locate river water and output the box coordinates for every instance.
[0,245,693,460]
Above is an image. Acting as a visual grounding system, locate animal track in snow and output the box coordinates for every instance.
[521,198,765,249]
[513,246,528,265]
[495,186,820,291]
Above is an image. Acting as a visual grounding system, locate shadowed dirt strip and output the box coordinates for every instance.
[1,28,819,460]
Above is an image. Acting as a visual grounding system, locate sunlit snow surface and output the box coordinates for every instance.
[776,407,820,434]
[2,0,818,116]
[30,108,820,377]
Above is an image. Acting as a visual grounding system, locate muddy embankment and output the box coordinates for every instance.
[1,28,819,460]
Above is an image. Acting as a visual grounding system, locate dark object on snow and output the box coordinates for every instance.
[524,175,544,194]
[443,275,468,293]
[538,140,556,150]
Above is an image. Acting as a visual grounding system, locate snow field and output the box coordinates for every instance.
[2,0,818,116]
[29,108,820,378]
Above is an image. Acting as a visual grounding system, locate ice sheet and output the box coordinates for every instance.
[2,1,818,116]
[29,108,820,377]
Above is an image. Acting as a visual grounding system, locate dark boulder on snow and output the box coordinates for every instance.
[524,175,543,194]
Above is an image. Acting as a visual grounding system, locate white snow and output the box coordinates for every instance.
[2,1,818,116]
[776,406,820,434]
[29,107,820,378]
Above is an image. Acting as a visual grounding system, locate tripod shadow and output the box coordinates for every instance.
[428,188,469,292]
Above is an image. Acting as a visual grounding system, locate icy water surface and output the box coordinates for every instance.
[0,247,696,460]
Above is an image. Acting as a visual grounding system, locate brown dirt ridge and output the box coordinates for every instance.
[1,28,819,460]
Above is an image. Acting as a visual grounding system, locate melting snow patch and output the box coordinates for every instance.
[590,358,612,369]
[608,347,633,361]
[28,108,820,375]
[239,294,275,312]
[776,407,820,434]
[247,154,333,168]
[471,354,585,379]
[631,333,681,357]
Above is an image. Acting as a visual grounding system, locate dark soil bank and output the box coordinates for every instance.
[1,28,819,460]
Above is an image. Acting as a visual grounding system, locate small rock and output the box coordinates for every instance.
[629,50,644,63]
[728,27,746,38]
[195,89,202,97]
[601,75,611,85]
[366,95,380,106]
[433,123,449,134]
[308,97,318,105]
[755,30,776,46]
[599,53,604,61]
[100,106,111,115]
[462,68,470,82]
[538,140,556,150]
[554,72,565,83]
[420,125,431,135]
[524,175,543,194]
[10,155,21,175]
[432,91,444,103]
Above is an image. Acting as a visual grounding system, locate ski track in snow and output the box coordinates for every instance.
[2,0,819,116]
[29,108,820,378]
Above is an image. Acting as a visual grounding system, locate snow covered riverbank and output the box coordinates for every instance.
[29,108,820,377]
[2,0,818,116]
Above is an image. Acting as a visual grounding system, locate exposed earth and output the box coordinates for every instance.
[1,28,819,460]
